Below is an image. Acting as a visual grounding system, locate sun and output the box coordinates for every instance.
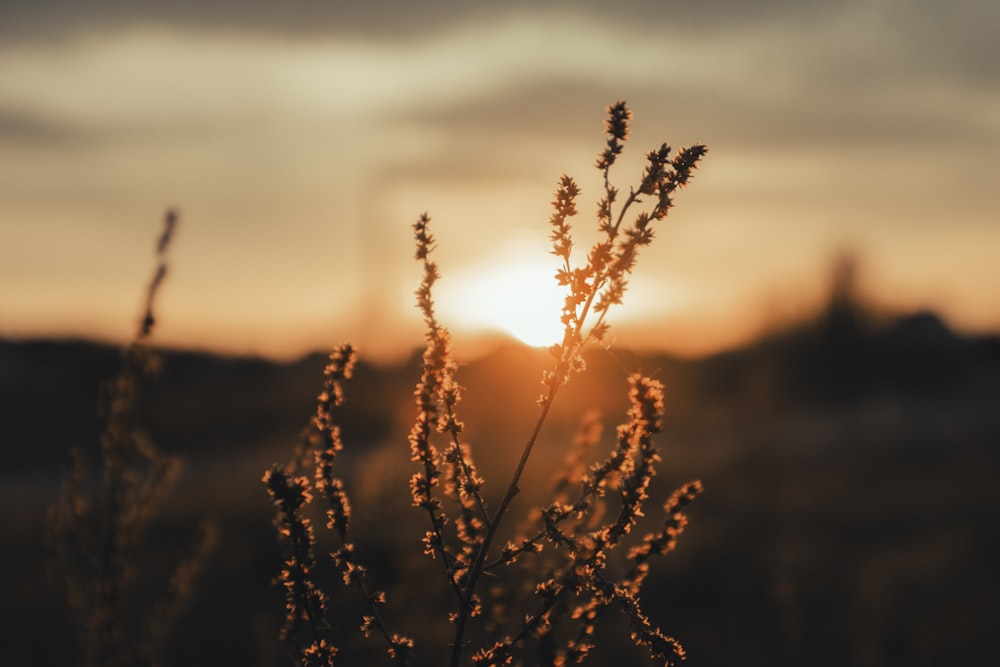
[437,258,566,348]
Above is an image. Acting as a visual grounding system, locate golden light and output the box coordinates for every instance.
[438,257,566,348]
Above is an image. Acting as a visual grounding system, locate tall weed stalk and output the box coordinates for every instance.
[265,101,707,666]
[47,211,217,667]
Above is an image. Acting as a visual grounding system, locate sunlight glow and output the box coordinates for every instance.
[438,258,566,348]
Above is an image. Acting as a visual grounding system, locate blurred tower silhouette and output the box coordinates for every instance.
[808,248,873,402]
[822,249,864,341]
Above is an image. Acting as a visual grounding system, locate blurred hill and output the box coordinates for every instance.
[4,298,998,471]
[2,284,999,665]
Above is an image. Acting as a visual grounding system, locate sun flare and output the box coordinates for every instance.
[438,258,566,348]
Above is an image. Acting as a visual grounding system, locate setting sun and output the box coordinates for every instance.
[437,257,566,348]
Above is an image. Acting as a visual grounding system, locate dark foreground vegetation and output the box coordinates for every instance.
[3,281,999,665]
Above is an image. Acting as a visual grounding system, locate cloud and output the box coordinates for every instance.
[0,1,829,44]
[4,0,997,92]
[0,109,92,145]
[4,1,996,132]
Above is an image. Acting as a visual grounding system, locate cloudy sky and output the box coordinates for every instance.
[2,1,997,360]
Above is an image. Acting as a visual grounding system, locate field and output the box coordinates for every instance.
[3,286,999,665]
[5,102,999,667]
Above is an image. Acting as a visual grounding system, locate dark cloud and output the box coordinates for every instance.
[0,106,227,149]
[5,1,995,91]
[895,2,1000,84]
[381,73,995,160]
[0,0,832,44]
[0,110,88,145]
[3,0,995,163]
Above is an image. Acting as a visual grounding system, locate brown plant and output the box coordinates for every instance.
[265,101,707,666]
[47,210,218,667]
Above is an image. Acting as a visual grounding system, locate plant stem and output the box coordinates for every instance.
[448,374,564,667]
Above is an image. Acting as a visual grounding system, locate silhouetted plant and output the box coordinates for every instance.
[47,210,217,667]
[265,101,707,666]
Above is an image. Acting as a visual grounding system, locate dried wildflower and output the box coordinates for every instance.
[264,101,707,666]
[550,174,581,267]
[266,342,412,665]
[407,214,481,599]
[389,635,416,662]
[302,640,337,667]
[263,465,327,649]
[625,480,704,592]
[595,99,631,172]
[46,210,212,667]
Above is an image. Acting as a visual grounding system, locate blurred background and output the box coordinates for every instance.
[2,1,998,665]
[2,0,998,359]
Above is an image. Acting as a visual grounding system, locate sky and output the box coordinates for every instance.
[2,0,998,361]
